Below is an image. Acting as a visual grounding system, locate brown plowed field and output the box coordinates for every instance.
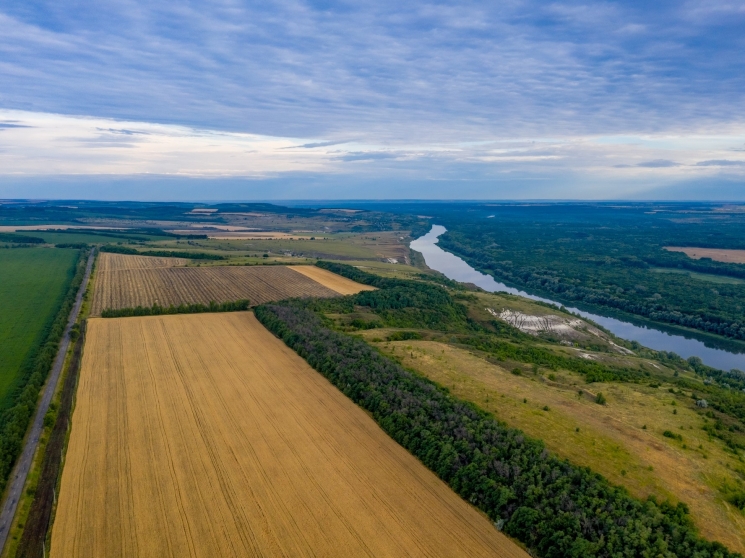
[51,313,526,558]
[289,265,377,295]
[91,259,345,315]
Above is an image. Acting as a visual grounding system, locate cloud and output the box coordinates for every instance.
[0,1,743,145]
[696,159,745,166]
[288,140,351,149]
[339,151,400,162]
[0,121,32,129]
[1,109,744,201]
[636,159,680,168]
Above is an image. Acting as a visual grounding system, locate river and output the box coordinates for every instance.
[411,225,745,371]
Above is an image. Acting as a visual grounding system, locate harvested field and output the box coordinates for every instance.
[91,258,343,315]
[289,265,377,295]
[665,246,745,264]
[97,252,188,272]
[51,313,525,558]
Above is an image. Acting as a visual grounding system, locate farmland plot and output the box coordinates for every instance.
[51,313,525,558]
[289,265,377,295]
[91,256,352,315]
[97,252,188,272]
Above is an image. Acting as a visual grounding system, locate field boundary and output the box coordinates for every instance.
[100,299,250,318]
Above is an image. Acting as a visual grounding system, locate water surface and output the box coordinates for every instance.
[411,225,745,371]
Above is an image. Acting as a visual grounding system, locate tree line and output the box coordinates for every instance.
[256,302,738,558]
[101,299,249,318]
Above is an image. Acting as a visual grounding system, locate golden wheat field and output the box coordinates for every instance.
[51,313,525,558]
[289,265,377,295]
[90,254,359,315]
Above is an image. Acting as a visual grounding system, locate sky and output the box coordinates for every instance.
[0,0,744,200]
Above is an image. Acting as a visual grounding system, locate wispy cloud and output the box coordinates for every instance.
[696,159,745,167]
[1,1,743,141]
[635,160,680,168]
[0,1,743,197]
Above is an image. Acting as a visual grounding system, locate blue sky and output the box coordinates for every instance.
[0,0,744,199]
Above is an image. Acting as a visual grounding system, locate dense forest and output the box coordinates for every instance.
[257,294,739,557]
[423,203,745,341]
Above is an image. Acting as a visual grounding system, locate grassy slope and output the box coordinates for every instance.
[365,338,745,553]
[345,287,745,553]
[0,248,78,403]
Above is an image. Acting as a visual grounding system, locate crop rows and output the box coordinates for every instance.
[92,264,338,315]
[51,313,522,557]
[97,252,189,272]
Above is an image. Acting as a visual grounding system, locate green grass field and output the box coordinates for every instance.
[0,248,78,403]
[650,267,745,285]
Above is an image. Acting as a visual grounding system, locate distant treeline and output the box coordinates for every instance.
[438,214,745,341]
[0,232,45,244]
[257,302,738,558]
[27,227,208,241]
[100,245,225,260]
[101,299,249,318]
[0,249,88,495]
[318,262,745,442]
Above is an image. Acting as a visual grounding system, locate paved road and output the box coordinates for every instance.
[0,250,95,553]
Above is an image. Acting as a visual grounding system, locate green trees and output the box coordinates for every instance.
[101,299,249,318]
[257,302,739,558]
[435,205,745,341]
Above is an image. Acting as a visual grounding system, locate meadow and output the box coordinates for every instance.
[373,338,745,552]
[0,248,79,405]
[51,313,525,558]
